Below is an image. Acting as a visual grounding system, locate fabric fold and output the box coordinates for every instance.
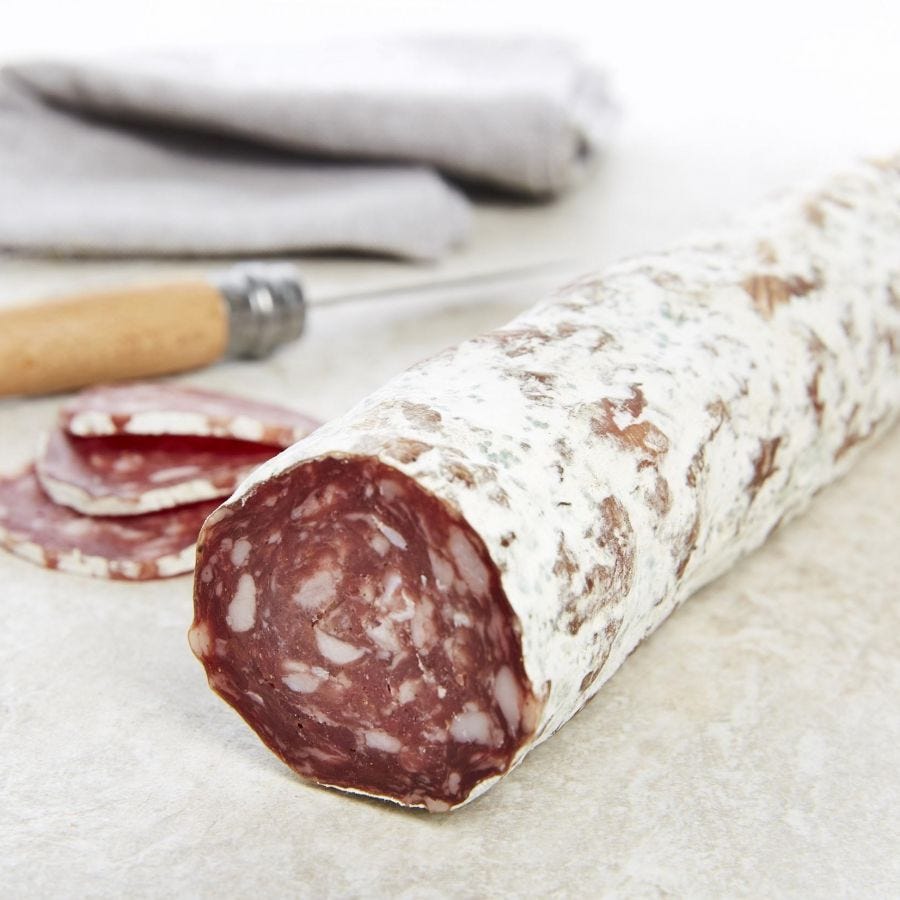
[0,38,614,259]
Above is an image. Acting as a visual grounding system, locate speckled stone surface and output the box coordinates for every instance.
[2,124,900,900]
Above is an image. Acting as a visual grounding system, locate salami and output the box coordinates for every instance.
[37,428,279,516]
[190,157,900,811]
[61,382,320,447]
[0,467,217,579]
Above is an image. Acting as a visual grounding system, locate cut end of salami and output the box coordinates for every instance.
[191,455,539,811]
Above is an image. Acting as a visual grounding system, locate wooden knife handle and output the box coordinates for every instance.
[0,280,230,396]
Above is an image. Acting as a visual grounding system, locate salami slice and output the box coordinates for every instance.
[61,382,320,447]
[36,428,280,516]
[0,467,217,579]
[191,157,900,811]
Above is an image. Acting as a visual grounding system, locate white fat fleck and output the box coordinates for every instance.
[366,619,402,654]
[369,532,390,556]
[436,685,447,699]
[389,591,415,623]
[375,520,407,549]
[378,479,403,501]
[427,547,455,591]
[449,709,493,745]
[110,453,142,473]
[282,671,322,694]
[447,771,461,794]
[200,565,214,583]
[126,410,208,436]
[267,531,282,544]
[397,679,419,704]
[68,410,115,436]
[452,610,473,628]
[230,538,252,567]
[293,569,336,611]
[214,638,229,656]
[291,484,339,520]
[422,727,448,743]
[188,622,212,657]
[448,526,490,595]
[410,597,437,651]
[226,573,257,632]
[247,691,266,706]
[229,415,265,443]
[378,571,403,609]
[494,666,521,733]
[365,730,403,753]
[59,517,93,537]
[148,464,202,484]
[315,629,367,664]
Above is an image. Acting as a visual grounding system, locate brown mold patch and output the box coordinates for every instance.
[578,619,622,694]
[748,436,782,500]
[356,409,391,431]
[552,533,579,580]
[487,321,585,359]
[741,274,819,318]
[554,437,574,464]
[488,326,545,359]
[444,461,476,488]
[675,511,701,580]
[382,438,432,465]
[588,388,669,471]
[622,384,646,418]
[516,370,558,405]
[807,366,825,427]
[560,497,635,635]
[840,314,857,340]
[647,475,671,517]
[398,402,442,432]
[592,331,615,353]
[686,399,729,488]
[488,487,511,507]
[887,282,900,311]
[834,406,887,462]
[441,460,498,490]
[804,201,826,228]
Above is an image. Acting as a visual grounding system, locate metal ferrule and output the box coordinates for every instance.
[217,263,306,360]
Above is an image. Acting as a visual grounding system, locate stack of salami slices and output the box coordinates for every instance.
[0,383,319,580]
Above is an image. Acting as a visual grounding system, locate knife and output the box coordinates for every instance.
[0,260,574,397]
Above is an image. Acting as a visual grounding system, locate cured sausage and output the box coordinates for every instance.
[37,428,279,516]
[0,467,217,579]
[61,382,320,447]
[190,157,900,810]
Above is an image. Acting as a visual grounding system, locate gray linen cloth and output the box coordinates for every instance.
[0,37,613,259]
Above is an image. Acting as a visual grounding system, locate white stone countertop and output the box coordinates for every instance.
[2,7,900,896]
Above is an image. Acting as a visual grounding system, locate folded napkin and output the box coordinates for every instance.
[0,37,614,259]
